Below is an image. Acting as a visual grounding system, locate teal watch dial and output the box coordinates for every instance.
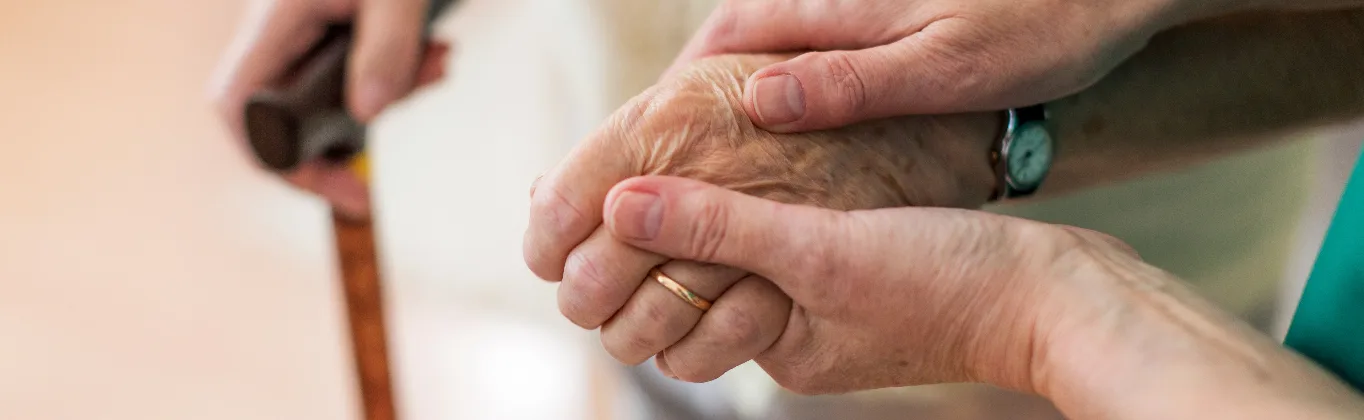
[1004,121,1053,193]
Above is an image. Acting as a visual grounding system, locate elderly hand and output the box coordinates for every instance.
[598,175,1364,419]
[666,0,1235,132]
[524,54,999,380]
[210,0,449,216]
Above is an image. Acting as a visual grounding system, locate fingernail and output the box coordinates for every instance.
[752,74,805,126]
[613,191,662,240]
[528,174,544,199]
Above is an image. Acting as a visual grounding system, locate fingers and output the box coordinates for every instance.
[666,0,809,77]
[523,99,648,281]
[663,0,904,79]
[602,176,845,302]
[742,27,988,133]
[654,355,676,378]
[659,275,790,382]
[211,0,448,211]
[211,0,328,138]
[558,228,665,329]
[282,160,372,218]
[211,0,443,133]
[599,262,746,364]
[413,41,452,89]
[348,0,430,120]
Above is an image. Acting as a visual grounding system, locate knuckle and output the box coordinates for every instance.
[602,325,668,365]
[530,183,590,240]
[709,305,764,349]
[685,200,731,262]
[637,294,675,325]
[558,255,613,328]
[521,236,556,281]
[599,335,639,365]
[556,288,595,329]
[608,89,656,135]
[755,324,839,395]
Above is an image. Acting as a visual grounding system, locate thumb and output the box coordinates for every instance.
[346,0,429,121]
[602,176,845,299]
[744,32,984,132]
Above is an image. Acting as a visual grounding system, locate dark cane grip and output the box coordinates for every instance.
[243,26,362,172]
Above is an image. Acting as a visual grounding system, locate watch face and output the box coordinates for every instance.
[1005,122,1053,192]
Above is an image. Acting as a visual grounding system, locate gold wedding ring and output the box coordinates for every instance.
[650,267,712,311]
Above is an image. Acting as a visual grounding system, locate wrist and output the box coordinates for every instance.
[917,112,1004,208]
[1030,241,1363,419]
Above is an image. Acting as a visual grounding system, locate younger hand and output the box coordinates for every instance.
[669,0,1213,132]
[599,176,1364,419]
[210,0,449,216]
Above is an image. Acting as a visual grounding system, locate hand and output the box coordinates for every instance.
[667,0,1221,132]
[210,0,449,216]
[599,175,1364,419]
[524,54,999,380]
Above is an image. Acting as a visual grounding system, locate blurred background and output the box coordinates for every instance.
[0,1,1359,419]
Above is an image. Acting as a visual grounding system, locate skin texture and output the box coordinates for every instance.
[668,0,1364,134]
[599,175,1364,419]
[210,0,448,217]
[530,8,1364,380]
[528,9,1364,404]
[666,0,1189,132]
[1040,10,1364,196]
[524,53,1000,381]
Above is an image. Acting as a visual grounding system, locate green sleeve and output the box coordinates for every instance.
[1285,148,1364,392]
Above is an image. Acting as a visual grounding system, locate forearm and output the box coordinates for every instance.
[1038,250,1364,419]
[1041,10,1364,195]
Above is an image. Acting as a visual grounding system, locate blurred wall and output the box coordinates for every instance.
[0,1,359,419]
[0,1,604,419]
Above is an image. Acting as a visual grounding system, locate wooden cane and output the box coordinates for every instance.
[239,3,455,419]
[331,160,399,420]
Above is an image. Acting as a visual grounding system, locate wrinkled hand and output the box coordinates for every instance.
[210,0,448,216]
[524,54,998,381]
[598,176,1364,419]
[597,175,1106,394]
[667,0,1217,132]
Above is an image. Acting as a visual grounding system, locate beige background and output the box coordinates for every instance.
[0,1,611,419]
[2,1,1359,419]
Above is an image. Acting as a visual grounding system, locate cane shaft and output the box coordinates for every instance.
[332,213,398,420]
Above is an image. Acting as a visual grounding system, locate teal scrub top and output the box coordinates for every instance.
[1285,149,1364,391]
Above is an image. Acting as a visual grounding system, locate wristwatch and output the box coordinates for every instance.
[989,105,1054,201]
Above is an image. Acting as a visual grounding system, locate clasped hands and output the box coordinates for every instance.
[522,55,1352,418]
[525,54,1121,394]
